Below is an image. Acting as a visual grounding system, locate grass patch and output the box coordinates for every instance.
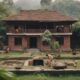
[17,74,80,80]
[57,52,80,59]
[0,51,23,59]
[0,51,80,59]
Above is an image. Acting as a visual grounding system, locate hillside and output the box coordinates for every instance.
[52,0,80,18]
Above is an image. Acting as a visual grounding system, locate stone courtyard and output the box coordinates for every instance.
[0,49,79,71]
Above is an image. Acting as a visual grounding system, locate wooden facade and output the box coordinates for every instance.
[4,10,77,51]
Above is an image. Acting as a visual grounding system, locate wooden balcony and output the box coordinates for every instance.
[7,27,72,34]
[6,25,72,36]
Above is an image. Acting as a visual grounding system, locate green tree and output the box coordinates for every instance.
[72,20,80,31]
[40,0,80,18]
[52,0,80,18]
[71,20,80,51]
[0,3,8,19]
[42,29,52,44]
[2,0,17,15]
[0,0,17,19]
[0,21,6,50]
[41,0,52,9]
[41,29,60,57]
[0,0,17,48]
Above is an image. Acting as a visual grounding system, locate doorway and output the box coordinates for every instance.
[29,37,37,48]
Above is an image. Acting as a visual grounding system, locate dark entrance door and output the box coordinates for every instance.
[29,37,37,48]
[33,59,44,66]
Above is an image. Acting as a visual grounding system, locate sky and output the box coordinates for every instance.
[14,0,53,2]
[13,0,55,3]
[0,0,54,3]
[13,0,80,2]
[0,0,80,3]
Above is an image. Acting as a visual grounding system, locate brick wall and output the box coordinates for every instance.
[61,35,71,51]
[8,35,71,51]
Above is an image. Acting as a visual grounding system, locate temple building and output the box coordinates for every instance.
[4,10,77,51]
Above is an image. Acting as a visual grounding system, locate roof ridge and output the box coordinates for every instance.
[20,9,57,12]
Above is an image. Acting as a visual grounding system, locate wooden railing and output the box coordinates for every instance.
[7,28,72,33]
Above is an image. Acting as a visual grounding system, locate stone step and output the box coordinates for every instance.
[27,49,40,53]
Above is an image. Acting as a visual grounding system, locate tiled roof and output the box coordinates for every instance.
[4,10,77,22]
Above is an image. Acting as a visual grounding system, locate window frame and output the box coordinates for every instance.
[14,37,22,46]
[56,36,64,46]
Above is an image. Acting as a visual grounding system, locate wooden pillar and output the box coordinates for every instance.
[25,24,26,32]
